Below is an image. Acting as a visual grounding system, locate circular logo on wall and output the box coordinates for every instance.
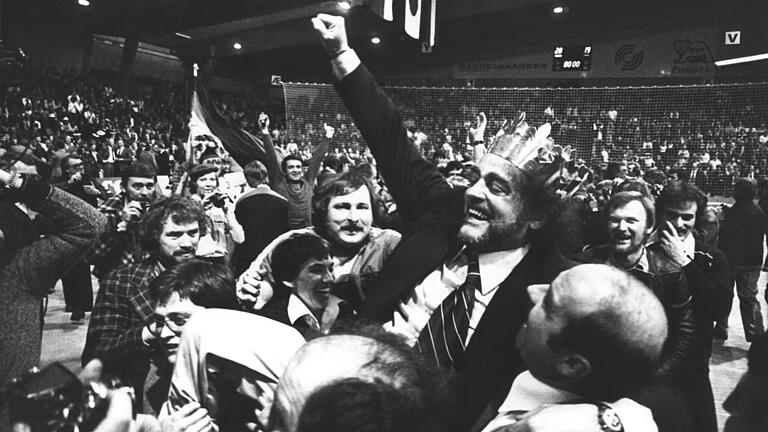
[614,44,644,71]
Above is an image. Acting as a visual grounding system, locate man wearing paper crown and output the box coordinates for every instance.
[312,13,685,432]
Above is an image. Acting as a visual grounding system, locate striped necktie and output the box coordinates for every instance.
[417,252,481,370]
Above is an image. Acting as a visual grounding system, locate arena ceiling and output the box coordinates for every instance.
[3,0,760,81]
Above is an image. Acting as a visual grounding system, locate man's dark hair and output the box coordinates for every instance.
[296,324,450,432]
[281,154,304,174]
[312,170,377,231]
[150,258,238,309]
[122,161,157,184]
[656,182,707,228]
[140,196,207,254]
[734,178,757,203]
[323,155,343,173]
[243,160,269,187]
[271,233,331,285]
[515,169,561,246]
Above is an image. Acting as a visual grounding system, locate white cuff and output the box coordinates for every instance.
[611,398,658,432]
[331,49,362,81]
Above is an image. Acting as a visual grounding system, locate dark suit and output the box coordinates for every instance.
[233,187,289,276]
[334,63,572,431]
[680,239,731,432]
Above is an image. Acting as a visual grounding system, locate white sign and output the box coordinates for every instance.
[725,31,741,45]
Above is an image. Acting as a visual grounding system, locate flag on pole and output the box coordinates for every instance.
[187,69,270,168]
[368,0,437,47]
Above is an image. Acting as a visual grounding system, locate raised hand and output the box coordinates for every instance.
[469,112,488,142]
[311,14,349,57]
[324,122,335,139]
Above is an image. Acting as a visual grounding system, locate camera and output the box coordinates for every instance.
[208,192,227,208]
[1,362,135,432]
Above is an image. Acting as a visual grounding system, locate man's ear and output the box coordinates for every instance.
[528,219,546,230]
[556,353,591,379]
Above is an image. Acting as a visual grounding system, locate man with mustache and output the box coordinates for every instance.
[238,168,401,312]
[82,196,207,406]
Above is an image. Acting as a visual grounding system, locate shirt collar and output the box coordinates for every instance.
[609,247,649,273]
[287,294,320,329]
[498,371,580,413]
[682,233,696,257]
[448,245,531,294]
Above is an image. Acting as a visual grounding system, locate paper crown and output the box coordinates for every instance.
[487,112,571,185]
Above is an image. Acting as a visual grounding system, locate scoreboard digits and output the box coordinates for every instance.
[552,45,592,71]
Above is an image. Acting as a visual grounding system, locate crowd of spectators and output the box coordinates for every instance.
[2,46,768,432]
[3,63,767,201]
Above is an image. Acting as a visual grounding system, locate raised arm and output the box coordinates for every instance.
[259,113,283,190]
[2,172,106,296]
[305,123,334,182]
[312,14,454,224]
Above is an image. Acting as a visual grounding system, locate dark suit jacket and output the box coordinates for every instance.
[686,239,731,362]
[233,188,289,276]
[335,63,572,432]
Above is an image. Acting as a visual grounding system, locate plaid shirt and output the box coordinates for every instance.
[82,258,164,374]
[87,192,150,278]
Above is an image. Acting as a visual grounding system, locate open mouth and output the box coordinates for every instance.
[466,207,491,222]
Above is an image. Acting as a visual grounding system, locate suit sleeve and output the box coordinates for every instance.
[262,133,283,190]
[334,62,454,225]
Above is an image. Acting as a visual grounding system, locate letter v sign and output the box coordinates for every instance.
[725,31,741,45]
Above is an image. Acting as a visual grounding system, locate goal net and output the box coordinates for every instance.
[283,81,768,198]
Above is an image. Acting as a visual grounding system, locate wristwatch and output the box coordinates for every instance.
[0,169,20,191]
[596,402,624,432]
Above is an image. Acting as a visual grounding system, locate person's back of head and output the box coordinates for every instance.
[522,264,668,400]
[270,324,449,432]
[733,178,757,203]
[243,160,269,188]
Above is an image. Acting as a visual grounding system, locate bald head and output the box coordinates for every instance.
[556,264,668,357]
[269,328,446,432]
[520,264,668,399]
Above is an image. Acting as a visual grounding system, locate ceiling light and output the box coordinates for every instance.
[78,0,90,6]
[371,37,381,45]
[338,1,351,11]
[233,42,242,50]
[175,32,191,39]
[553,6,564,14]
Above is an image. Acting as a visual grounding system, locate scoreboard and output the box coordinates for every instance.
[552,45,592,71]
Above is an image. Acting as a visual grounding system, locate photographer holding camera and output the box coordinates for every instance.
[87,162,159,281]
[0,153,106,428]
[187,163,244,259]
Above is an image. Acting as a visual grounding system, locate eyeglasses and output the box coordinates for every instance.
[146,312,192,337]
[204,158,223,165]
[65,163,84,170]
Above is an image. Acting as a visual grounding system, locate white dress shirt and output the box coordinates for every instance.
[383,245,530,347]
[480,371,658,432]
